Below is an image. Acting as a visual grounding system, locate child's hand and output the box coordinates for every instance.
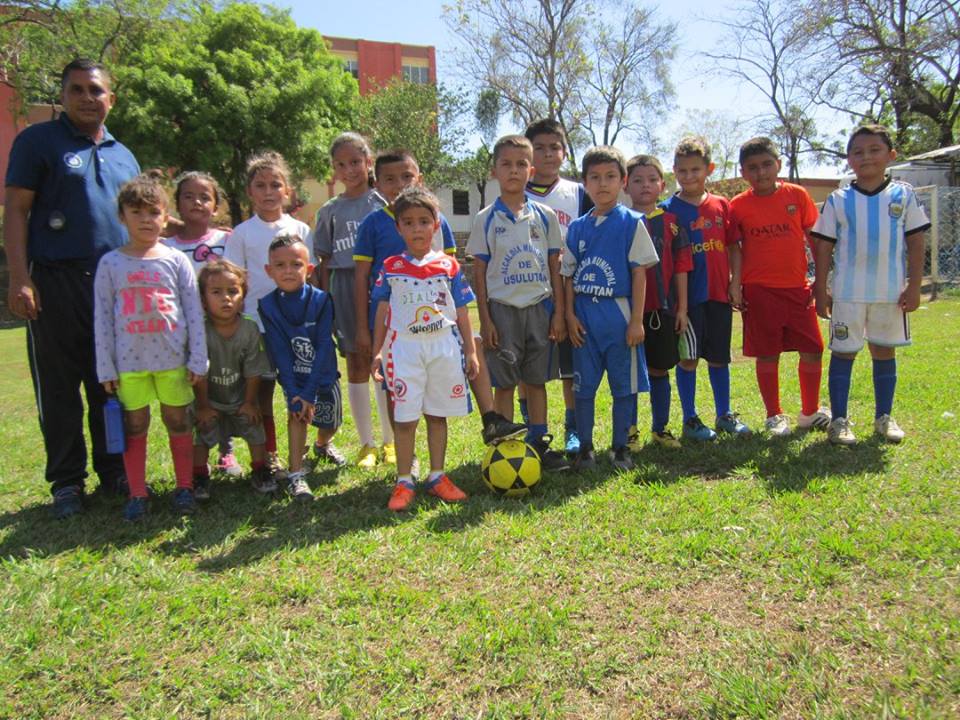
[481,322,499,350]
[814,286,832,319]
[356,327,373,357]
[238,401,260,426]
[465,351,480,380]
[102,380,118,394]
[567,313,586,347]
[187,370,205,386]
[674,310,688,335]
[371,354,384,382]
[899,283,922,313]
[290,396,315,424]
[626,317,645,347]
[728,282,743,310]
[549,312,567,343]
[196,405,219,429]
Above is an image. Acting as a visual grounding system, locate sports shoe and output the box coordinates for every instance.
[828,417,857,446]
[608,446,635,471]
[216,453,243,477]
[874,414,905,443]
[357,444,379,469]
[425,474,468,503]
[650,430,682,449]
[626,425,643,452]
[266,453,287,481]
[574,445,596,470]
[683,416,717,442]
[286,471,314,501]
[52,485,84,519]
[313,442,347,467]
[764,414,792,437]
[482,414,527,445]
[388,483,416,512]
[193,474,211,501]
[381,442,397,464]
[797,407,832,430]
[564,427,581,456]
[123,496,148,522]
[250,466,277,494]
[529,434,571,472]
[716,412,752,436]
[173,487,197,515]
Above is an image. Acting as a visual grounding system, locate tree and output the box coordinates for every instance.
[453,88,500,210]
[675,110,749,180]
[107,3,357,224]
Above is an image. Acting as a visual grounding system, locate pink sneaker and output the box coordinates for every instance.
[216,453,243,477]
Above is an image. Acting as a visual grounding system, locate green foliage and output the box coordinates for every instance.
[107,3,357,224]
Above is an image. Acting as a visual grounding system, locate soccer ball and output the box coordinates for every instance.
[481,440,541,497]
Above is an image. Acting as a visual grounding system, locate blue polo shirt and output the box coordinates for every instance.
[5,113,140,266]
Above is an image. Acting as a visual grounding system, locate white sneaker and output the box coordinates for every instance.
[798,406,832,430]
[764,414,792,437]
[828,417,857,446]
[874,414,905,443]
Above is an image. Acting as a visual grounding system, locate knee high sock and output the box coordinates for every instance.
[708,365,731,418]
[348,382,375,447]
[756,360,781,417]
[649,374,671,432]
[675,365,698,421]
[612,394,635,449]
[262,415,277,455]
[526,423,547,445]
[123,434,148,498]
[828,356,855,419]
[798,359,823,416]
[374,384,394,444]
[574,396,596,449]
[564,408,577,432]
[169,433,194,489]
[872,358,897,418]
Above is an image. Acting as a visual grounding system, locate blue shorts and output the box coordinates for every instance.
[571,295,649,399]
[289,380,343,431]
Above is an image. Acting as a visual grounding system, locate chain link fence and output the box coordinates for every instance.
[915,185,960,297]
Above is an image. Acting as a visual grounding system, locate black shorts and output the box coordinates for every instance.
[684,301,732,364]
[643,310,681,371]
[557,338,574,379]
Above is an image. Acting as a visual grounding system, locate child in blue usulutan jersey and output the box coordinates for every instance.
[561,146,659,470]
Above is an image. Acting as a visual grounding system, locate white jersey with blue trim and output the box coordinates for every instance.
[525,177,587,239]
[812,178,930,303]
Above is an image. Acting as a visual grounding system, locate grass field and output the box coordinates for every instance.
[1,297,958,719]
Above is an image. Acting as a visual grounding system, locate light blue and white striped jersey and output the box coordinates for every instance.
[811,179,930,303]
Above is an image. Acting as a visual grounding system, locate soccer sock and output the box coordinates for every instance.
[675,365,698,421]
[649,374,671,433]
[564,408,576,432]
[574,397,596,449]
[755,360,782,418]
[251,460,266,471]
[630,394,638,427]
[872,358,897,418]
[612,394,634,449]
[828,355,855,419]
[262,415,277,454]
[518,398,530,425]
[123,434,148,498]
[169,433,194,489]
[526,423,548,445]
[708,365,731,418]
[348,382,375,447]
[798,359,823,416]
[192,464,210,478]
[397,475,415,489]
[374,384,394,444]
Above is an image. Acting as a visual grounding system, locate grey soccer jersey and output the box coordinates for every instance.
[310,189,386,270]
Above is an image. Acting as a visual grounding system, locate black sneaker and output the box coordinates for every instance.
[193,474,211,501]
[574,445,597,471]
[173,487,197,515]
[608,446,635,471]
[52,485,84,519]
[286,471,314,502]
[313,441,347,467]
[482,413,527,445]
[94,475,128,498]
[250,466,277,494]
[529,434,571,472]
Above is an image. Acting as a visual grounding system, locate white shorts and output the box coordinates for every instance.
[829,301,911,353]
[384,330,472,422]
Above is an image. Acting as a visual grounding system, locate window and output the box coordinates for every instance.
[402,65,430,84]
[452,190,470,215]
[343,60,359,79]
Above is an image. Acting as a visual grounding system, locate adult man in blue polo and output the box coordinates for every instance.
[4,59,140,518]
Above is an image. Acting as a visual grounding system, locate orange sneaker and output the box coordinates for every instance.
[388,483,415,512]
[425,474,467,503]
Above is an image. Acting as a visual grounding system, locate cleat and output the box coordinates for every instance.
[250,466,277,494]
[381,442,397,465]
[608,446,635,471]
[123,496,148,522]
[285,471,314,501]
[573,445,596,470]
[650,430,681,448]
[764,414,792,437]
[797,407,832,430]
[193,474,211,501]
[388,482,416,512]
[313,442,347,467]
[683,416,717,442]
[266,453,287,482]
[216,453,243,477]
[173,487,196,515]
[529,434,571,471]
[356,444,379,469]
[626,425,643,452]
[715,412,752,436]
[828,417,857,446]
[424,474,467,503]
[874,414,905,443]
[564,427,581,456]
[52,485,84,519]
[482,414,527,445]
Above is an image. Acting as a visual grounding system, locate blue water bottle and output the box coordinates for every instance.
[104,396,126,454]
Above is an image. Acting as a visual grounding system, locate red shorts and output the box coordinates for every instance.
[741,285,824,357]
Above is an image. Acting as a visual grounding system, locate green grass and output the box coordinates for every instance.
[1,301,959,718]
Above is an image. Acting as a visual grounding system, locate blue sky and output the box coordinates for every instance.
[282,0,841,177]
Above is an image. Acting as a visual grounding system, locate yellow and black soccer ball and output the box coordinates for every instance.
[481,439,541,497]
